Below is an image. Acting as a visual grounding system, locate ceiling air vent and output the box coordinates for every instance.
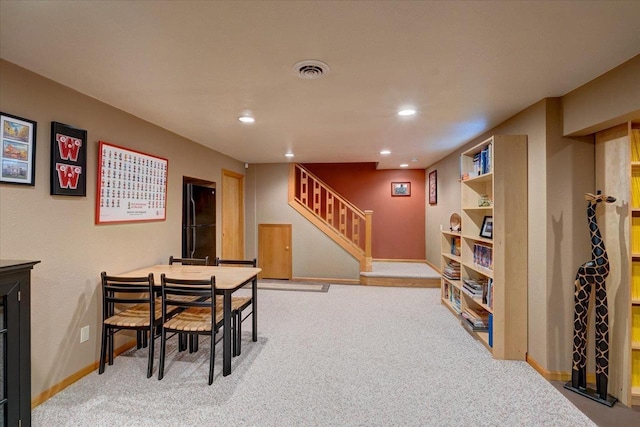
[293,60,330,79]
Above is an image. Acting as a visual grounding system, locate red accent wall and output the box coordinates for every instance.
[303,163,426,260]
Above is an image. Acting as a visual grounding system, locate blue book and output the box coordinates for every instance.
[488,313,493,348]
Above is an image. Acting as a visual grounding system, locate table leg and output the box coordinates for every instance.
[252,276,258,342]
[223,290,232,376]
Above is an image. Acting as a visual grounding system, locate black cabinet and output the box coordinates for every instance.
[0,260,39,427]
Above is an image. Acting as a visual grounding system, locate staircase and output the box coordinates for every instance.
[288,163,373,272]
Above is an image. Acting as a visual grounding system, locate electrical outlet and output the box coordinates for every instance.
[80,326,90,343]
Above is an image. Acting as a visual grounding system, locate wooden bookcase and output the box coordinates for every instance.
[595,122,640,407]
[629,124,640,406]
[441,135,527,360]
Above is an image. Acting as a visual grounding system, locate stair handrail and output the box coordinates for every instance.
[288,163,373,271]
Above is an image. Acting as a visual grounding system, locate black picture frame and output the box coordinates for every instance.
[428,170,437,204]
[480,215,493,239]
[50,121,87,196]
[1,112,37,186]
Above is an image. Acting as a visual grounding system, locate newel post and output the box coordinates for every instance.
[363,210,373,272]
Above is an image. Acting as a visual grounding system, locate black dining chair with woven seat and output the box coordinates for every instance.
[214,257,256,357]
[100,272,165,378]
[158,273,223,385]
[169,256,209,266]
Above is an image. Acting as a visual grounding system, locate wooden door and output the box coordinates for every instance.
[221,169,244,259]
[259,224,292,279]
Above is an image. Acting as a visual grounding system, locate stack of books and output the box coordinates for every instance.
[451,288,461,313]
[442,260,460,280]
[473,244,493,269]
[462,278,486,299]
[461,306,489,332]
[484,278,494,309]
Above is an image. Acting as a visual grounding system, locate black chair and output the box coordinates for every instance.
[158,274,223,385]
[169,256,209,266]
[214,257,256,356]
[99,272,161,378]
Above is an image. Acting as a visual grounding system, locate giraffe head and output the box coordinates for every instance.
[585,191,616,205]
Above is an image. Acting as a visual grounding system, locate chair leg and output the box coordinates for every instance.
[232,312,237,357]
[99,324,108,374]
[108,330,114,366]
[179,333,187,352]
[136,331,143,349]
[208,332,215,385]
[189,335,199,353]
[158,328,167,381]
[236,310,242,356]
[147,326,154,378]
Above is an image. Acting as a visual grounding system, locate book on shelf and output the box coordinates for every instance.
[450,236,461,256]
[471,144,492,177]
[488,313,493,347]
[484,278,493,309]
[461,305,489,331]
[473,243,493,269]
[462,278,487,299]
[452,288,461,313]
[442,260,460,280]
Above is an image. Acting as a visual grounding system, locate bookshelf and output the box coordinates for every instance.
[441,230,462,316]
[595,122,640,407]
[630,124,640,406]
[445,135,528,360]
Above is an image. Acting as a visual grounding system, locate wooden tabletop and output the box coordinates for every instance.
[120,264,261,290]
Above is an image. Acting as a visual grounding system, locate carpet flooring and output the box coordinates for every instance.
[33,286,597,426]
[360,261,440,278]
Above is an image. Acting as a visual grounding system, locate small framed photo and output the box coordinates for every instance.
[1,112,37,186]
[428,170,437,204]
[480,216,493,239]
[391,182,411,196]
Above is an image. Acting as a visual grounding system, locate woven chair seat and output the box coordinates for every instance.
[163,306,223,332]
[105,295,201,328]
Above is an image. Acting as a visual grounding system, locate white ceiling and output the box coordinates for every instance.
[1,1,639,169]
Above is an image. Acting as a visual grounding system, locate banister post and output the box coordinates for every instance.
[363,210,373,272]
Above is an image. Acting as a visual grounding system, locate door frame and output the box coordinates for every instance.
[221,169,244,259]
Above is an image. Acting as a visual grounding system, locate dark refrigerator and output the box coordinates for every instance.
[182,183,216,260]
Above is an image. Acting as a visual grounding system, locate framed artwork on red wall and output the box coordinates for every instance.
[428,170,437,204]
[391,182,411,196]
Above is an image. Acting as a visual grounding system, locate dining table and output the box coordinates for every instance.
[120,264,261,376]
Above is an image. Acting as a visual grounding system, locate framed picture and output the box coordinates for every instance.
[391,182,411,196]
[96,141,168,224]
[50,121,87,196]
[428,170,437,204]
[1,112,37,186]
[480,215,493,239]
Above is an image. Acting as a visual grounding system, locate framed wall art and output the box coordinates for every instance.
[480,215,493,239]
[391,182,411,196]
[428,170,437,204]
[51,121,87,196]
[1,112,37,186]
[96,140,168,224]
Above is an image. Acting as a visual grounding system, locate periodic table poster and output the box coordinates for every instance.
[95,140,168,224]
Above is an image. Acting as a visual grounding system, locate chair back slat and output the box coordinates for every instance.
[100,271,155,322]
[160,273,218,328]
[169,256,210,265]
[214,257,257,267]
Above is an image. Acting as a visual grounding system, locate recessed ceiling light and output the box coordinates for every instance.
[380,150,391,155]
[398,109,416,116]
[400,163,409,168]
[285,153,295,158]
[238,116,255,123]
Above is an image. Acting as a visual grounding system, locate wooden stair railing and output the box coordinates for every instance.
[288,164,372,272]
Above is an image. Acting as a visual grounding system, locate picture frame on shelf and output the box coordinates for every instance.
[50,121,87,196]
[429,170,437,204]
[480,215,493,239]
[1,112,37,186]
[391,181,411,196]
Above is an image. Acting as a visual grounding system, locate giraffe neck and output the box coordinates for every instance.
[587,202,608,266]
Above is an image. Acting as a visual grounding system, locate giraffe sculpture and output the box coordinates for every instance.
[570,191,616,403]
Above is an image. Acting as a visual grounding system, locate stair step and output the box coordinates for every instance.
[360,262,440,288]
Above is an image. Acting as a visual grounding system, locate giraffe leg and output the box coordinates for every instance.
[572,274,591,390]
[594,276,610,399]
